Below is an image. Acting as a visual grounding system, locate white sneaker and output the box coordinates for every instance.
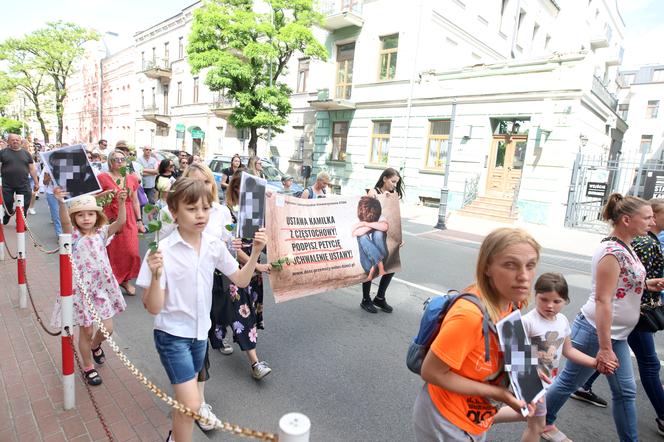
[27,208,36,215]
[219,337,233,355]
[251,361,272,380]
[196,402,218,432]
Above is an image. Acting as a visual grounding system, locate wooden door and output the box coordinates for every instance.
[486,136,527,195]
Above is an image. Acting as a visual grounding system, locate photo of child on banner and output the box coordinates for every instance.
[238,171,267,239]
[496,310,546,416]
[265,192,402,302]
[40,144,102,202]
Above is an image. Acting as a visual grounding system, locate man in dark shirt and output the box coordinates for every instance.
[0,134,39,224]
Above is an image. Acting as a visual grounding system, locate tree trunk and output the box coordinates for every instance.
[248,127,258,157]
[53,76,65,143]
[32,97,49,143]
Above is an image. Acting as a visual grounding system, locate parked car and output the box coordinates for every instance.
[208,155,303,196]
[153,150,180,169]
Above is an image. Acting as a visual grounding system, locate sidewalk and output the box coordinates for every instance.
[0,228,172,442]
[403,203,606,257]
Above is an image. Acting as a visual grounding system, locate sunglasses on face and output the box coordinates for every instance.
[112,157,125,163]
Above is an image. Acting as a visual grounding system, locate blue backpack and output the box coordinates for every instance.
[406,292,497,374]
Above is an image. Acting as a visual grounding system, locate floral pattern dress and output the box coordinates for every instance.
[209,207,264,351]
[51,226,126,328]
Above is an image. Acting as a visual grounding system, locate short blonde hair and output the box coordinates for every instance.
[475,228,541,323]
[316,171,330,182]
[181,163,217,203]
[166,178,214,215]
[106,150,126,170]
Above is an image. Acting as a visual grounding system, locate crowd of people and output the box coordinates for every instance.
[4,132,664,442]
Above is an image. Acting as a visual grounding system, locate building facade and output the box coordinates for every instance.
[276,0,626,227]
[57,0,629,227]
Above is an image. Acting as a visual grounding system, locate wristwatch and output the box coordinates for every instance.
[137,218,143,223]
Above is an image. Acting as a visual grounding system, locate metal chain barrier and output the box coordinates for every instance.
[71,261,278,441]
[64,326,115,442]
[23,218,60,255]
[22,264,61,336]
[3,240,17,260]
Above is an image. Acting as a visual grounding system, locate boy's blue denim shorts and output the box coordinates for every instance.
[153,329,207,385]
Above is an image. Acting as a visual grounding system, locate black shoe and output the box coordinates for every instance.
[373,297,393,313]
[2,214,9,225]
[656,417,664,436]
[570,387,607,407]
[360,299,378,313]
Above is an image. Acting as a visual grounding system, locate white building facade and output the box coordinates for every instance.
[272,0,627,227]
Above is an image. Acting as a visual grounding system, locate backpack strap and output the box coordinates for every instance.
[454,293,495,362]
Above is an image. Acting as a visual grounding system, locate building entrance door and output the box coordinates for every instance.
[486,135,527,195]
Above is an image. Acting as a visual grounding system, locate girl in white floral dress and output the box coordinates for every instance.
[51,188,127,386]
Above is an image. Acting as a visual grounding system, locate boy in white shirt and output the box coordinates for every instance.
[137,178,266,442]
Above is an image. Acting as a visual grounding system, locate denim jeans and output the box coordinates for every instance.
[627,329,664,419]
[153,329,207,385]
[357,230,388,273]
[46,193,62,236]
[546,314,638,441]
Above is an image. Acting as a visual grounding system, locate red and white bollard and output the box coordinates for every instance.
[0,177,5,262]
[16,194,27,309]
[278,413,311,442]
[59,233,75,410]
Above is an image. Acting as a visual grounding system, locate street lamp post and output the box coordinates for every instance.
[434,99,457,230]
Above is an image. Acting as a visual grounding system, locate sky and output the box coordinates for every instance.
[0,0,663,68]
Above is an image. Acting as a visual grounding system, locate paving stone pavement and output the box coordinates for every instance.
[0,223,173,442]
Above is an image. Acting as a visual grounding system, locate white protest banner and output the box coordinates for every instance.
[40,144,101,202]
[266,193,402,302]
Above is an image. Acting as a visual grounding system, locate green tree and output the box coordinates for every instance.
[0,72,14,116]
[0,117,25,136]
[0,42,53,142]
[22,22,99,143]
[188,0,327,155]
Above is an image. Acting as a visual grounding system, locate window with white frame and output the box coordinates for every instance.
[425,120,451,169]
[369,121,391,165]
[640,135,653,153]
[646,100,659,119]
[297,58,309,93]
[331,121,349,161]
[378,34,398,81]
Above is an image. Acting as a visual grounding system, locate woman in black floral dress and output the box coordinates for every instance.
[209,170,272,380]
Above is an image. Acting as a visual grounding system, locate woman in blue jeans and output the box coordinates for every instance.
[358,168,404,313]
[571,198,664,436]
[543,193,664,442]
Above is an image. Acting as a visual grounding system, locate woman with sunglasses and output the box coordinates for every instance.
[97,150,146,296]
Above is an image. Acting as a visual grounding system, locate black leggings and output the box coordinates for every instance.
[362,273,395,301]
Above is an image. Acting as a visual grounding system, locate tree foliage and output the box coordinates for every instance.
[188,0,328,155]
[0,40,53,142]
[0,117,25,136]
[0,22,99,143]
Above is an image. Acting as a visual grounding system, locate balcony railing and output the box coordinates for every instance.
[142,105,168,115]
[319,0,364,30]
[591,76,618,111]
[320,0,362,16]
[210,94,237,117]
[142,57,171,72]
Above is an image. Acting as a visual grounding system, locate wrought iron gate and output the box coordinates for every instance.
[565,153,664,232]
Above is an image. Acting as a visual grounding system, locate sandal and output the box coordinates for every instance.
[92,346,106,365]
[120,282,136,296]
[84,368,102,386]
[541,427,572,442]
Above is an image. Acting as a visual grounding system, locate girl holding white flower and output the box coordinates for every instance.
[218,170,273,380]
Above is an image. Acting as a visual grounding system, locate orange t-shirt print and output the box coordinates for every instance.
[427,297,511,436]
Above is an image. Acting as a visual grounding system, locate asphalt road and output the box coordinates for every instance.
[20,197,664,441]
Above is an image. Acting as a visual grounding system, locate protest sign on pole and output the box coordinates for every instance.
[266,193,402,302]
[40,144,101,202]
[496,310,545,416]
[238,171,267,239]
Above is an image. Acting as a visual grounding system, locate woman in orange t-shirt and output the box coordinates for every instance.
[413,228,541,441]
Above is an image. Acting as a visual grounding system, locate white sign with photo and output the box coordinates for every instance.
[40,144,102,202]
